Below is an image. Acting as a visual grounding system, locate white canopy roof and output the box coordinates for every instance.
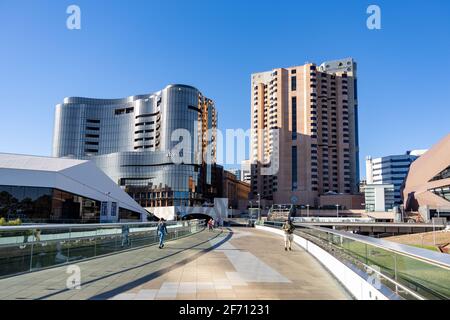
[0,153,147,216]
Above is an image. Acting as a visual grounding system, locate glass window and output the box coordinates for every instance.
[292,146,298,191]
[0,185,100,223]
[119,207,141,221]
[291,76,297,91]
[292,97,297,140]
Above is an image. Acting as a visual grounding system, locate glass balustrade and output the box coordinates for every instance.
[262,221,450,300]
[0,220,205,278]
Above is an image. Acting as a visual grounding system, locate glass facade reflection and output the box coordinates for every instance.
[53,84,218,209]
[430,166,450,182]
[0,185,101,223]
[431,185,450,202]
[118,207,141,221]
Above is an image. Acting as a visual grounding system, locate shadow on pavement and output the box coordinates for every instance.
[35,228,233,300]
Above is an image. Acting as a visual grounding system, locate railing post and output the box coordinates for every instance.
[94,229,97,257]
[67,227,71,260]
[365,244,368,265]
[29,242,34,272]
[394,255,398,294]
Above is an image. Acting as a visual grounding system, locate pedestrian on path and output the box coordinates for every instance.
[121,224,130,247]
[282,219,295,251]
[157,218,168,249]
[208,218,214,231]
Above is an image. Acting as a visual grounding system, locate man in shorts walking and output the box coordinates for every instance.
[282,219,295,251]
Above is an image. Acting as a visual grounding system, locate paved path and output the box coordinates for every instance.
[0,228,351,300]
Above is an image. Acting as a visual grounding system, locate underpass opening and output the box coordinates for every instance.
[182,213,213,221]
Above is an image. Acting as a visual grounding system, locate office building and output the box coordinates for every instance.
[241,159,251,184]
[228,168,242,181]
[319,193,365,210]
[365,151,424,205]
[53,84,218,211]
[363,184,395,212]
[250,58,359,206]
[222,170,250,210]
[0,153,147,223]
[403,134,450,221]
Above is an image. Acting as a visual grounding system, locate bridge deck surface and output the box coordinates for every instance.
[0,228,350,300]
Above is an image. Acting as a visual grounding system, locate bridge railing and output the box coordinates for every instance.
[0,220,205,279]
[263,221,450,300]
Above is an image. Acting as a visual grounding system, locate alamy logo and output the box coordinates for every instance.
[169,125,280,175]
[66,265,81,290]
[366,5,381,30]
[367,265,382,290]
[66,5,81,30]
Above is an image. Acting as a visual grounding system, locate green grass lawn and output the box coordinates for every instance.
[410,244,441,252]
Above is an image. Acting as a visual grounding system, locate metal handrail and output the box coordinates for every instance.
[301,227,425,300]
[0,220,204,247]
[0,220,182,231]
[304,225,450,270]
[294,221,447,228]
[297,227,425,300]
[263,221,450,300]
[0,220,206,279]
[264,220,450,270]
[303,229,449,300]
[364,263,424,300]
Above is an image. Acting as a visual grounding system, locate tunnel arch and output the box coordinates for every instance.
[181,213,213,221]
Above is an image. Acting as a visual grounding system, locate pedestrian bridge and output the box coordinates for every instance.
[0,221,449,300]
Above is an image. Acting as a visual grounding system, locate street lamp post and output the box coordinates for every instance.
[433,218,436,245]
[336,204,339,218]
[257,193,261,222]
[306,204,310,218]
[105,191,112,223]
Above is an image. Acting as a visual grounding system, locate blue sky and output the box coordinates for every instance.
[0,0,449,177]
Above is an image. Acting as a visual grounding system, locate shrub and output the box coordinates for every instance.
[8,218,22,226]
[0,218,22,226]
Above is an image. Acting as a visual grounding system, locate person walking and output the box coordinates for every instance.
[282,219,295,251]
[121,224,130,247]
[157,218,168,249]
[207,218,214,231]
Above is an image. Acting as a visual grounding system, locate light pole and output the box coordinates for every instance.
[432,218,436,245]
[257,193,261,222]
[306,204,310,218]
[105,191,112,223]
[249,200,253,219]
[336,204,339,218]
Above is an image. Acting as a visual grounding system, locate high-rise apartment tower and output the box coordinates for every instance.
[250,58,359,206]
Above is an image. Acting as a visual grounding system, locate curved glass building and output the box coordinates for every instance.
[52,84,218,209]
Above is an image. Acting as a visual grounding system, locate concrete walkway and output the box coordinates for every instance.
[0,228,351,300]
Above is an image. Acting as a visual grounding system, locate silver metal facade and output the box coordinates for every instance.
[52,84,217,208]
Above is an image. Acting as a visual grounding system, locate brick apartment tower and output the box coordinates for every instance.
[250,58,360,206]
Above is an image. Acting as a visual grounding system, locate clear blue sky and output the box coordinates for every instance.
[0,0,449,178]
